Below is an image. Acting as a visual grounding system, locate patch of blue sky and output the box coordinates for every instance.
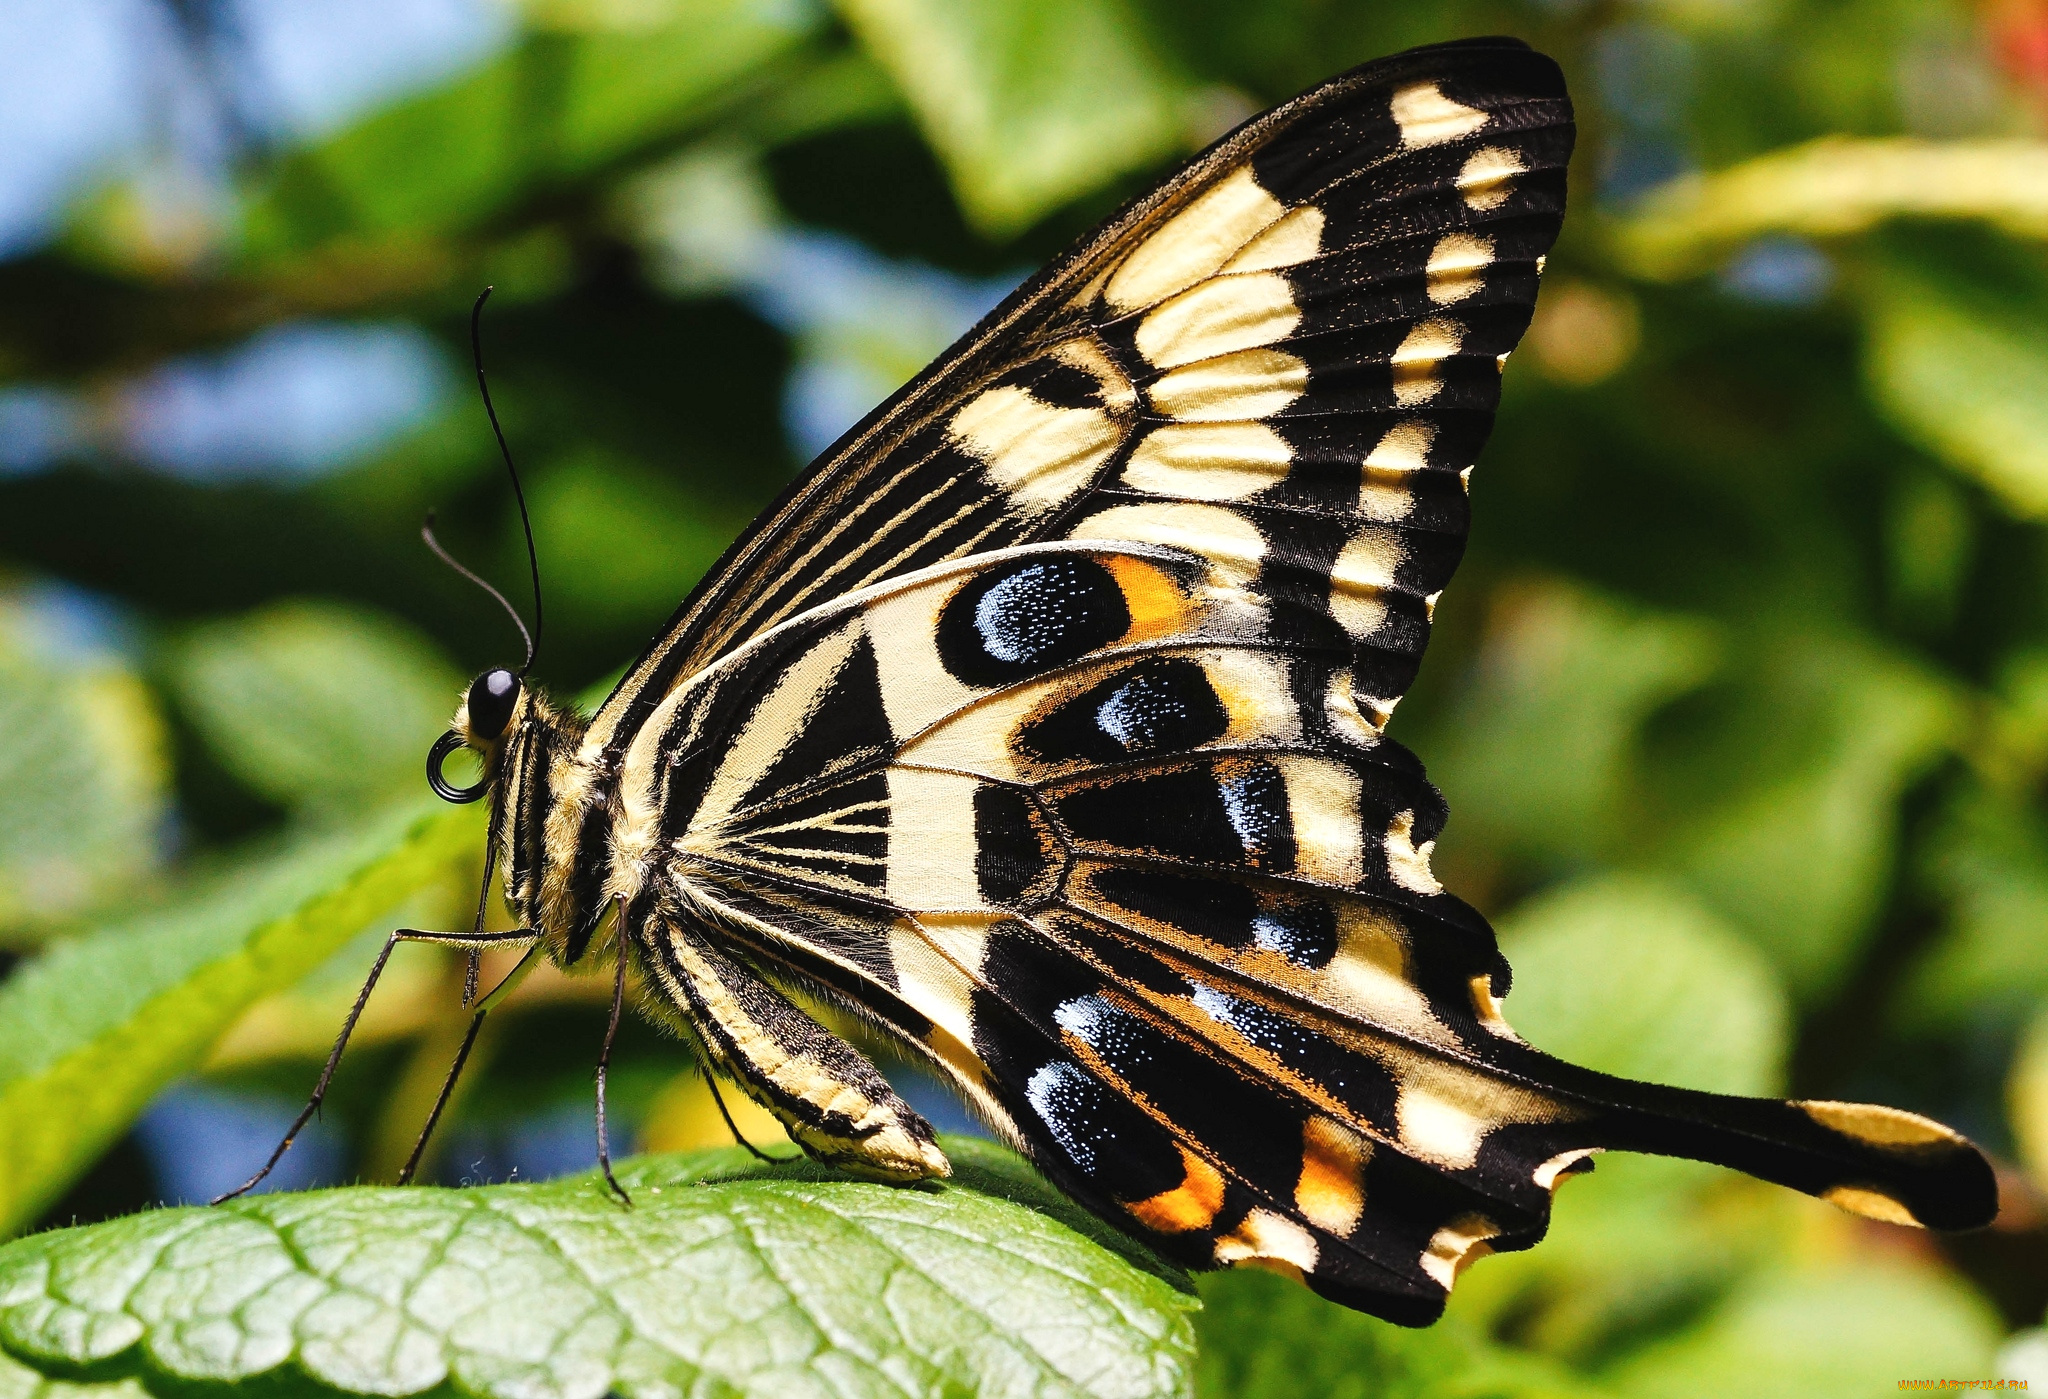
[1592,22,1698,205]
[137,1081,344,1203]
[227,0,512,140]
[117,320,451,480]
[0,319,449,480]
[625,148,1019,463]
[0,387,84,476]
[0,0,511,257]
[6,577,142,665]
[0,0,156,255]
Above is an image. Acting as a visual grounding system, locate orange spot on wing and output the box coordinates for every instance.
[1104,555,1194,644]
[1124,1145,1226,1233]
[1295,1116,1371,1235]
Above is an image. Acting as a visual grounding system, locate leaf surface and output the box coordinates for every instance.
[1864,262,2048,519]
[0,1141,1196,1399]
[833,0,1189,234]
[166,601,462,814]
[1614,137,2048,279]
[0,598,169,936]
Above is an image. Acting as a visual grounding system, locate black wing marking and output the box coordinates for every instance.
[626,541,1994,1324]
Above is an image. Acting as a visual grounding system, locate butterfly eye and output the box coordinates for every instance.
[466,668,521,741]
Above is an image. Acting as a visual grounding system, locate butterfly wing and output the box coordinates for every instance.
[599,37,1995,1324]
[587,37,1568,760]
[640,538,1991,1324]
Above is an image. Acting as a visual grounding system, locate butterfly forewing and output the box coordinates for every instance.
[586,41,1568,753]
[549,37,1999,1327]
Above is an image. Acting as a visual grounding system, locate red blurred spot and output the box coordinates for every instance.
[1989,0,2048,100]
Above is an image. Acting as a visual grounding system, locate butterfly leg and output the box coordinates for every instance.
[393,940,545,1186]
[212,927,536,1204]
[642,910,949,1183]
[594,945,630,1204]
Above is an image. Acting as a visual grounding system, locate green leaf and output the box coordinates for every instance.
[1863,261,2048,519]
[0,1348,146,1399]
[0,800,478,1234]
[1496,873,1789,1098]
[239,0,824,258]
[1426,579,1720,870]
[164,601,462,814]
[1602,1260,2001,1399]
[0,598,169,936]
[1657,632,1960,998]
[1614,138,2048,280]
[0,1140,1196,1399]
[1194,1269,1597,1399]
[2009,1001,2048,1195]
[528,449,755,629]
[834,0,1190,235]
[1901,781,2048,1029]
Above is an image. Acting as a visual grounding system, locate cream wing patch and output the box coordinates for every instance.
[1150,348,1308,421]
[1392,82,1488,148]
[1274,757,1365,886]
[1214,1208,1320,1273]
[1329,528,1407,639]
[1106,166,1288,314]
[1426,233,1493,305]
[691,621,863,833]
[864,581,980,736]
[1122,422,1293,501]
[1383,808,1442,895]
[885,767,985,910]
[1457,145,1524,210]
[1135,272,1302,370]
[1220,205,1325,276]
[1419,1214,1499,1290]
[1365,420,1434,473]
[949,386,1121,507]
[1319,904,1453,1049]
[1391,319,1462,406]
[1073,502,1267,591]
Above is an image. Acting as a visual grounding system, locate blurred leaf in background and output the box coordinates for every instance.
[0,588,167,937]
[5,0,2048,1392]
[165,600,461,815]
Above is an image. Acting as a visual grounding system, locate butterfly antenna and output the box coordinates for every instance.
[422,512,532,666]
[470,286,543,675]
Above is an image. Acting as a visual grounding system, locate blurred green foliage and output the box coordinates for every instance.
[5,0,2048,1392]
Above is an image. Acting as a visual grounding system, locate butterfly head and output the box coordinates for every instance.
[427,667,527,803]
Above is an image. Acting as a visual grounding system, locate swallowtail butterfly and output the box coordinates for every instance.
[245,37,1999,1325]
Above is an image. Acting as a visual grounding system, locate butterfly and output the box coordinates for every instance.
[231,36,1996,1326]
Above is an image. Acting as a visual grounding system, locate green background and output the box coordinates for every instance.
[1,0,2045,1391]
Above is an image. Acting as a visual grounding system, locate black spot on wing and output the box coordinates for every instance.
[1018,656,1232,766]
[1082,864,1340,969]
[974,784,1056,905]
[1054,758,1298,873]
[967,924,1189,1203]
[936,556,1131,687]
[996,355,1114,410]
